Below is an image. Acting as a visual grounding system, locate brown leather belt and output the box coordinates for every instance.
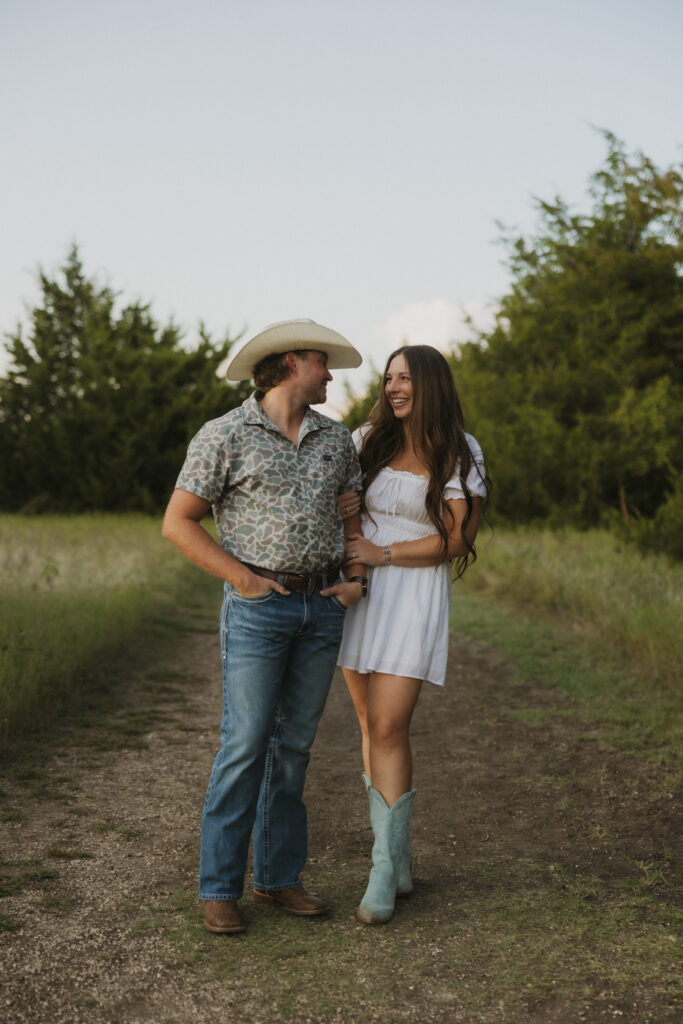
[245,564,341,595]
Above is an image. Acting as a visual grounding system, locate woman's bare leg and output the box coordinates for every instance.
[341,667,371,777]
[366,672,422,806]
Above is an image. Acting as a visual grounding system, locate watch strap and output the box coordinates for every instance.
[348,575,368,597]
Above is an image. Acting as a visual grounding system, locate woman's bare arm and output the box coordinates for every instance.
[344,497,482,568]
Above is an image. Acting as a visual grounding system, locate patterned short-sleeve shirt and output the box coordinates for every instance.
[175,393,362,574]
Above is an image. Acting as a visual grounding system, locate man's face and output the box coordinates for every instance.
[292,350,333,405]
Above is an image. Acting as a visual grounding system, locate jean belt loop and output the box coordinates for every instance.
[277,572,285,587]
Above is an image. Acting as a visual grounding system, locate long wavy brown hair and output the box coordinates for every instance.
[359,345,487,577]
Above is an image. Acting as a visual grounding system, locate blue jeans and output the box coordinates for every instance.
[199,580,347,901]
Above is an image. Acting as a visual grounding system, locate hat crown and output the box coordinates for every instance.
[264,318,316,329]
[225,317,362,382]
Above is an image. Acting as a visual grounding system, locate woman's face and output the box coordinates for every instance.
[385,353,413,421]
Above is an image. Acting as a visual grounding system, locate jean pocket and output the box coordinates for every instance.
[329,594,348,612]
[231,586,277,604]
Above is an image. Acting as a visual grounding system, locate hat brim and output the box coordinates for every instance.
[226,319,363,381]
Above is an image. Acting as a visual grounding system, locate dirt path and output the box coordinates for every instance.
[1,617,679,1024]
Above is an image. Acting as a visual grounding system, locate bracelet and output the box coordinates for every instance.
[383,546,392,566]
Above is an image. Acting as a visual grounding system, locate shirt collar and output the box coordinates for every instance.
[242,392,333,438]
[242,392,271,426]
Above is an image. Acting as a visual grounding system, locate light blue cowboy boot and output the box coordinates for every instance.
[357,786,416,925]
[362,773,414,895]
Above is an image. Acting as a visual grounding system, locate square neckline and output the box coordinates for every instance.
[383,466,430,481]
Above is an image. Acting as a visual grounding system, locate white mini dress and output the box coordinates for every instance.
[337,430,487,687]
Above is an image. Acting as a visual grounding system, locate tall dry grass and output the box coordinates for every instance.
[462,527,682,690]
[0,514,216,746]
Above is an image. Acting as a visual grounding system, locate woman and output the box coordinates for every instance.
[337,345,488,925]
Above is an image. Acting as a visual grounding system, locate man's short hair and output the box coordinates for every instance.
[253,349,309,391]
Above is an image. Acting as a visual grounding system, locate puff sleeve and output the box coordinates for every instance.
[351,425,370,454]
[443,434,487,501]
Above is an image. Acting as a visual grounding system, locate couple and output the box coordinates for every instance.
[163,319,488,934]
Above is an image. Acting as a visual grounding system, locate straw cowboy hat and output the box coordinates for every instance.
[226,318,363,381]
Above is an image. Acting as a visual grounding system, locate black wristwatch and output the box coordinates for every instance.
[348,575,368,597]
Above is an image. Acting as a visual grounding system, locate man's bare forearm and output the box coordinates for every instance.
[342,511,367,578]
[163,515,253,587]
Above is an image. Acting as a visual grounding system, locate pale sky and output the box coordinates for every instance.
[1,0,681,415]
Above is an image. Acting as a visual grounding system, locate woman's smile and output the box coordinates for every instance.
[385,354,413,418]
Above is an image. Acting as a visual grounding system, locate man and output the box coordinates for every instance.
[162,318,367,935]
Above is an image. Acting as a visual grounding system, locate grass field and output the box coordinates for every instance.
[0,514,217,749]
[461,526,682,687]
[1,517,680,1021]
[454,526,682,762]
[3,517,681,753]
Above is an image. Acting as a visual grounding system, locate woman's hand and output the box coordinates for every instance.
[337,491,361,519]
[344,531,384,567]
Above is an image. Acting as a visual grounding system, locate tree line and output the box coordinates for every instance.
[0,249,250,512]
[1,134,681,556]
[346,133,682,559]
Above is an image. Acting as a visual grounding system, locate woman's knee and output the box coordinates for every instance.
[367,715,409,750]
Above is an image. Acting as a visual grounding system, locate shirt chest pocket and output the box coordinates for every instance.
[302,450,346,491]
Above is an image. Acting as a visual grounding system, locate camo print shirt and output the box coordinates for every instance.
[175,393,362,574]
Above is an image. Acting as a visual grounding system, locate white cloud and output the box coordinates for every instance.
[371,298,495,359]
